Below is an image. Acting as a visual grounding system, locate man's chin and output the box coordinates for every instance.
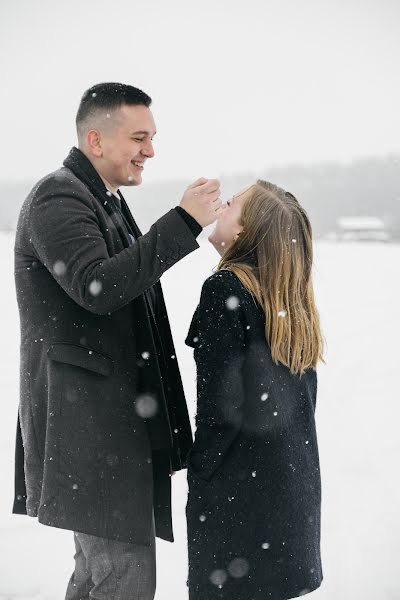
[126,174,142,186]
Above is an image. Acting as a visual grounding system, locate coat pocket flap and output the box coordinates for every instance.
[47,342,114,376]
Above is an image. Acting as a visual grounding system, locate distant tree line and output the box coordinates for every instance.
[1,155,399,238]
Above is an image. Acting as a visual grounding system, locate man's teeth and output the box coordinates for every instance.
[132,161,144,167]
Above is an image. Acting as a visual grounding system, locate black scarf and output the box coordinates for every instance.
[63,146,142,245]
[63,149,180,457]
[63,146,158,319]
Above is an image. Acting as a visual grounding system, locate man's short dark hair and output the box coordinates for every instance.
[76,82,152,138]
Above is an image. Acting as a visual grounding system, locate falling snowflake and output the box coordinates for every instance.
[199,514,207,522]
[226,295,239,310]
[92,92,97,98]
[273,411,278,416]
[53,261,66,276]
[262,542,270,550]
[261,393,269,401]
[209,569,227,587]
[193,336,199,343]
[278,310,287,318]
[141,351,150,360]
[128,176,133,182]
[252,471,257,477]
[106,191,112,197]
[135,394,158,418]
[227,558,249,578]
[89,280,102,296]
[72,484,78,490]
[292,239,297,243]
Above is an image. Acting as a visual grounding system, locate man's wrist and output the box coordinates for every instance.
[174,206,203,238]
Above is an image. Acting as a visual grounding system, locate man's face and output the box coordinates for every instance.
[99,104,156,188]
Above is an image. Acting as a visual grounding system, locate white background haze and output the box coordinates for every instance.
[0,0,399,184]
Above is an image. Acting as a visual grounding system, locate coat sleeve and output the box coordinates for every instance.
[188,271,246,481]
[26,180,199,315]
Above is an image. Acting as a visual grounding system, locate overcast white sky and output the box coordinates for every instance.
[0,0,399,183]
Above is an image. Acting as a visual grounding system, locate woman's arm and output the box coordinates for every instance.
[189,271,246,481]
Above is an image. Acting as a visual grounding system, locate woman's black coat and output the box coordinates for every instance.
[185,270,323,600]
[13,147,199,545]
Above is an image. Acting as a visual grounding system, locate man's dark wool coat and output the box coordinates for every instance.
[13,147,200,545]
[185,270,323,600]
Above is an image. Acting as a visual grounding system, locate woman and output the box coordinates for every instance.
[185,181,324,600]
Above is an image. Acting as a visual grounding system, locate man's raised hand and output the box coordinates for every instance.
[180,178,222,228]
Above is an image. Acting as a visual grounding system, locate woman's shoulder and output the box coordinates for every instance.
[202,268,244,293]
[201,269,258,309]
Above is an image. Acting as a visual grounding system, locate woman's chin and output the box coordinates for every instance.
[208,235,227,256]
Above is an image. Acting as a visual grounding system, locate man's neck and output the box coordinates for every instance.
[79,147,119,194]
[98,173,119,196]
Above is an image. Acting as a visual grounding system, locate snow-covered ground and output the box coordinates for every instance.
[1,230,399,600]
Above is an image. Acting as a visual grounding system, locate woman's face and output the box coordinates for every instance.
[208,185,253,256]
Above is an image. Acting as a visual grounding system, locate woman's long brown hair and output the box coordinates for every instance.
[218,180,324,375]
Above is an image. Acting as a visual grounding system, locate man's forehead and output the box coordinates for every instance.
[119,104,156,134]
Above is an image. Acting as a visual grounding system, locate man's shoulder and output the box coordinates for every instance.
[30,167,89,198]
[22,167,94,214]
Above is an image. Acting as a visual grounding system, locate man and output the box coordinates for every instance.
[13,82,221,599]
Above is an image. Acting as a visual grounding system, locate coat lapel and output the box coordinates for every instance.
[63,147,134,250]
[118,192,143,238]
[185,306,200,348]
[63,148,157,322]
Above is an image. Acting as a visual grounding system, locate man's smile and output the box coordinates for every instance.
[131,160,144,170]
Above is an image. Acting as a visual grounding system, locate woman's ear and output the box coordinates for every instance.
[233,227,244,241]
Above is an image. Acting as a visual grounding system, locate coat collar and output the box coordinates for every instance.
[63,147,143,243]
[63,146,113,205]
[63,147,159,323]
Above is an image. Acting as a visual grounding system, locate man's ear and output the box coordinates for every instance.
[86,129,103,158]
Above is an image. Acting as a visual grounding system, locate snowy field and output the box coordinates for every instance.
[0,230,399,600]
